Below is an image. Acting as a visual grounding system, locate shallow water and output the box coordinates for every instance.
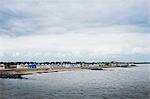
[0,65,149,99]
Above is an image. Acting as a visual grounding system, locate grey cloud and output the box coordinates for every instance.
[0,0,149,37]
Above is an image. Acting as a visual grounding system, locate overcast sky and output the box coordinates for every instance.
[0,0,149,62]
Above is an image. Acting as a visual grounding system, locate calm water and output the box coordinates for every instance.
[0,65,149,99]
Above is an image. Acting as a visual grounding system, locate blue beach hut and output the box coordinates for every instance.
[28,64,37,68]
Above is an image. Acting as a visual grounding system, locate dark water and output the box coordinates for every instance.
[0,65,149,99]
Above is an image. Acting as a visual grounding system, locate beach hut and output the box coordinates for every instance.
[28,64,37,68]
[0,64,5,70]
[99,63,105,67]
[17,63,27,69]
[17,64,21,68]
[24,63,28,68]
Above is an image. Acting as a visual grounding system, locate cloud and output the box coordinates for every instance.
[0,27,149,58]
[0,0,149,37]
[0,0,149,61]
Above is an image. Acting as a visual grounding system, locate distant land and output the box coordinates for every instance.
[0,61,150,65]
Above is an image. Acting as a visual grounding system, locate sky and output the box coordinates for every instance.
[0,0,149,62]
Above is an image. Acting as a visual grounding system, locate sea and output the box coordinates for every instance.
[0,64,149,99]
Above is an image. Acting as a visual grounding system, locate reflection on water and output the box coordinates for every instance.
[0,65,149,99]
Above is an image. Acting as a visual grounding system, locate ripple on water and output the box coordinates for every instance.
[0,65,149,99]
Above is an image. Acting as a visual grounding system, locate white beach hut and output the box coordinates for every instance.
[17,64,21,68]
[0,64,5,70]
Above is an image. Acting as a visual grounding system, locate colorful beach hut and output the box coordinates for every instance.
[28,64,37,68]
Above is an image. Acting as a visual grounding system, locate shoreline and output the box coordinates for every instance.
[0,66,113,79]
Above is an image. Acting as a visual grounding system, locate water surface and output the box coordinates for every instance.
[0,65,149,99]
